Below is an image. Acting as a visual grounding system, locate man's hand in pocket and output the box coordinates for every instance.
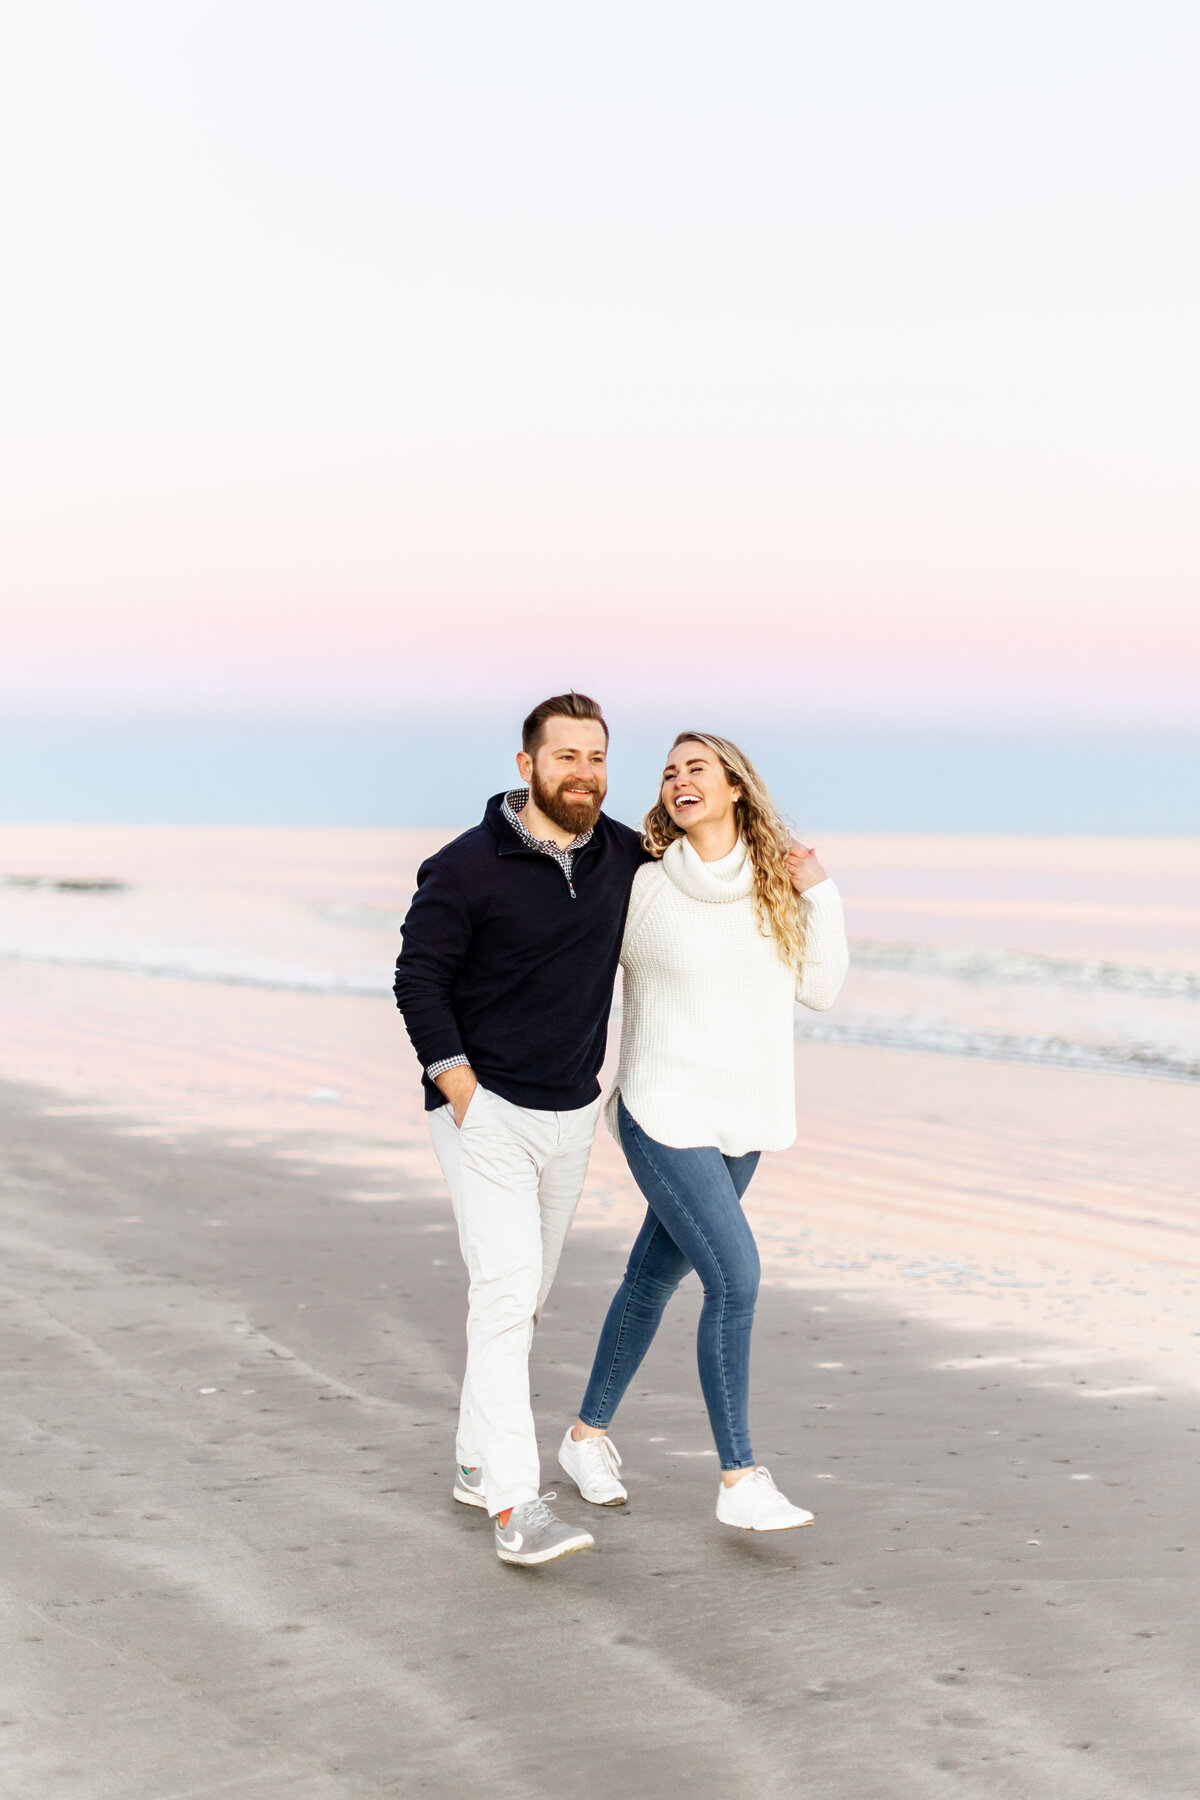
[434,1064,478,1127]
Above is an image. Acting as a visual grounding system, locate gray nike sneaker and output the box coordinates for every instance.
[453,1465,487,1509]
[494,1493,595,1566]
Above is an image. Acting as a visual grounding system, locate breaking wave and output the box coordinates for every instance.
[0,945,388,995]
[3,933,1198,1083]
[851,938,1200,1001]
[795,1016,1200,1083]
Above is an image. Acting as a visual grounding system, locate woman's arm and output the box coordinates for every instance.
[794,880,849,1009]
[786,840,849,1010]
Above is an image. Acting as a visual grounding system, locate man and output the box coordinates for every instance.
[394,692,647,1566]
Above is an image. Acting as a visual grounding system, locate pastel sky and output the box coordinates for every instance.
[3,2,1197,732]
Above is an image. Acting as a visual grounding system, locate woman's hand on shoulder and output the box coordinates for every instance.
[787,837,827,895]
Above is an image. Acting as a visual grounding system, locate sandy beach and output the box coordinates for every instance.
[2,824,1199,1797]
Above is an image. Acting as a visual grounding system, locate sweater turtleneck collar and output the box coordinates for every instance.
[662,834,754,903]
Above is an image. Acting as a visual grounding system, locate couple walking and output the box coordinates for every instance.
[394,691,848,1566]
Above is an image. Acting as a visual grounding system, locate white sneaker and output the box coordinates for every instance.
[715,1466,814,1531]
[557,1427,628,1506]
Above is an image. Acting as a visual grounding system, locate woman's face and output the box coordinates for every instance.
[661,739,740,834]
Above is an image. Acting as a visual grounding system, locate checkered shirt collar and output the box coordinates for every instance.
[501,788,595,861]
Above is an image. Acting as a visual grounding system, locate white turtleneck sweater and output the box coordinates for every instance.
[605,836,849,1156]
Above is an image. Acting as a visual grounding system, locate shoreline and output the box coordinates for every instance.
[5,944,1200,1084]
[5,950,1200,1394]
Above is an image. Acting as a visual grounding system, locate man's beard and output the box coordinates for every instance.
[531,768,604,835]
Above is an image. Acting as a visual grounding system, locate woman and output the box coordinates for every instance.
[557,732,849,1530]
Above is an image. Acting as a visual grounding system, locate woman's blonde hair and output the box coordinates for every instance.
[643,731,805,967]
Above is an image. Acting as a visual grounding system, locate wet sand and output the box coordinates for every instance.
[2,1079,1198,1800]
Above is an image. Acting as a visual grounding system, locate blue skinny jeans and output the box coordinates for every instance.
[579,1097,761,1469]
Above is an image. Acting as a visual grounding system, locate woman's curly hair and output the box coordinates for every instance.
[642,731,805,968]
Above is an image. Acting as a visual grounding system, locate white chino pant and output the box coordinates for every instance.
[428,1084,601,1516]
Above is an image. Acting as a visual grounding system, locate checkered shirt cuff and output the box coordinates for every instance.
[426,1054,470,1082]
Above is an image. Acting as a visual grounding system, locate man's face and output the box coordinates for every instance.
[520,717,608,834]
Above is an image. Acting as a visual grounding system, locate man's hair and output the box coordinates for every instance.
[521,691,609,755]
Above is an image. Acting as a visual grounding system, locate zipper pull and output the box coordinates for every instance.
[568,882,577,900]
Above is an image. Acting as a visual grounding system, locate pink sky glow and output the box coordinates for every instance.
[3,4,1197,734]
[4,591,1197,731]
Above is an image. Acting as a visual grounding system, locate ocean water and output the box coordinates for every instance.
[2,824,1198,1085]
[2,720,1198,834]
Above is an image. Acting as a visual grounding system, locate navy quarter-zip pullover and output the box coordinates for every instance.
[394,792,649,1112]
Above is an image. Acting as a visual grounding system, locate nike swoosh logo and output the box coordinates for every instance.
[499,1531,524,1550]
